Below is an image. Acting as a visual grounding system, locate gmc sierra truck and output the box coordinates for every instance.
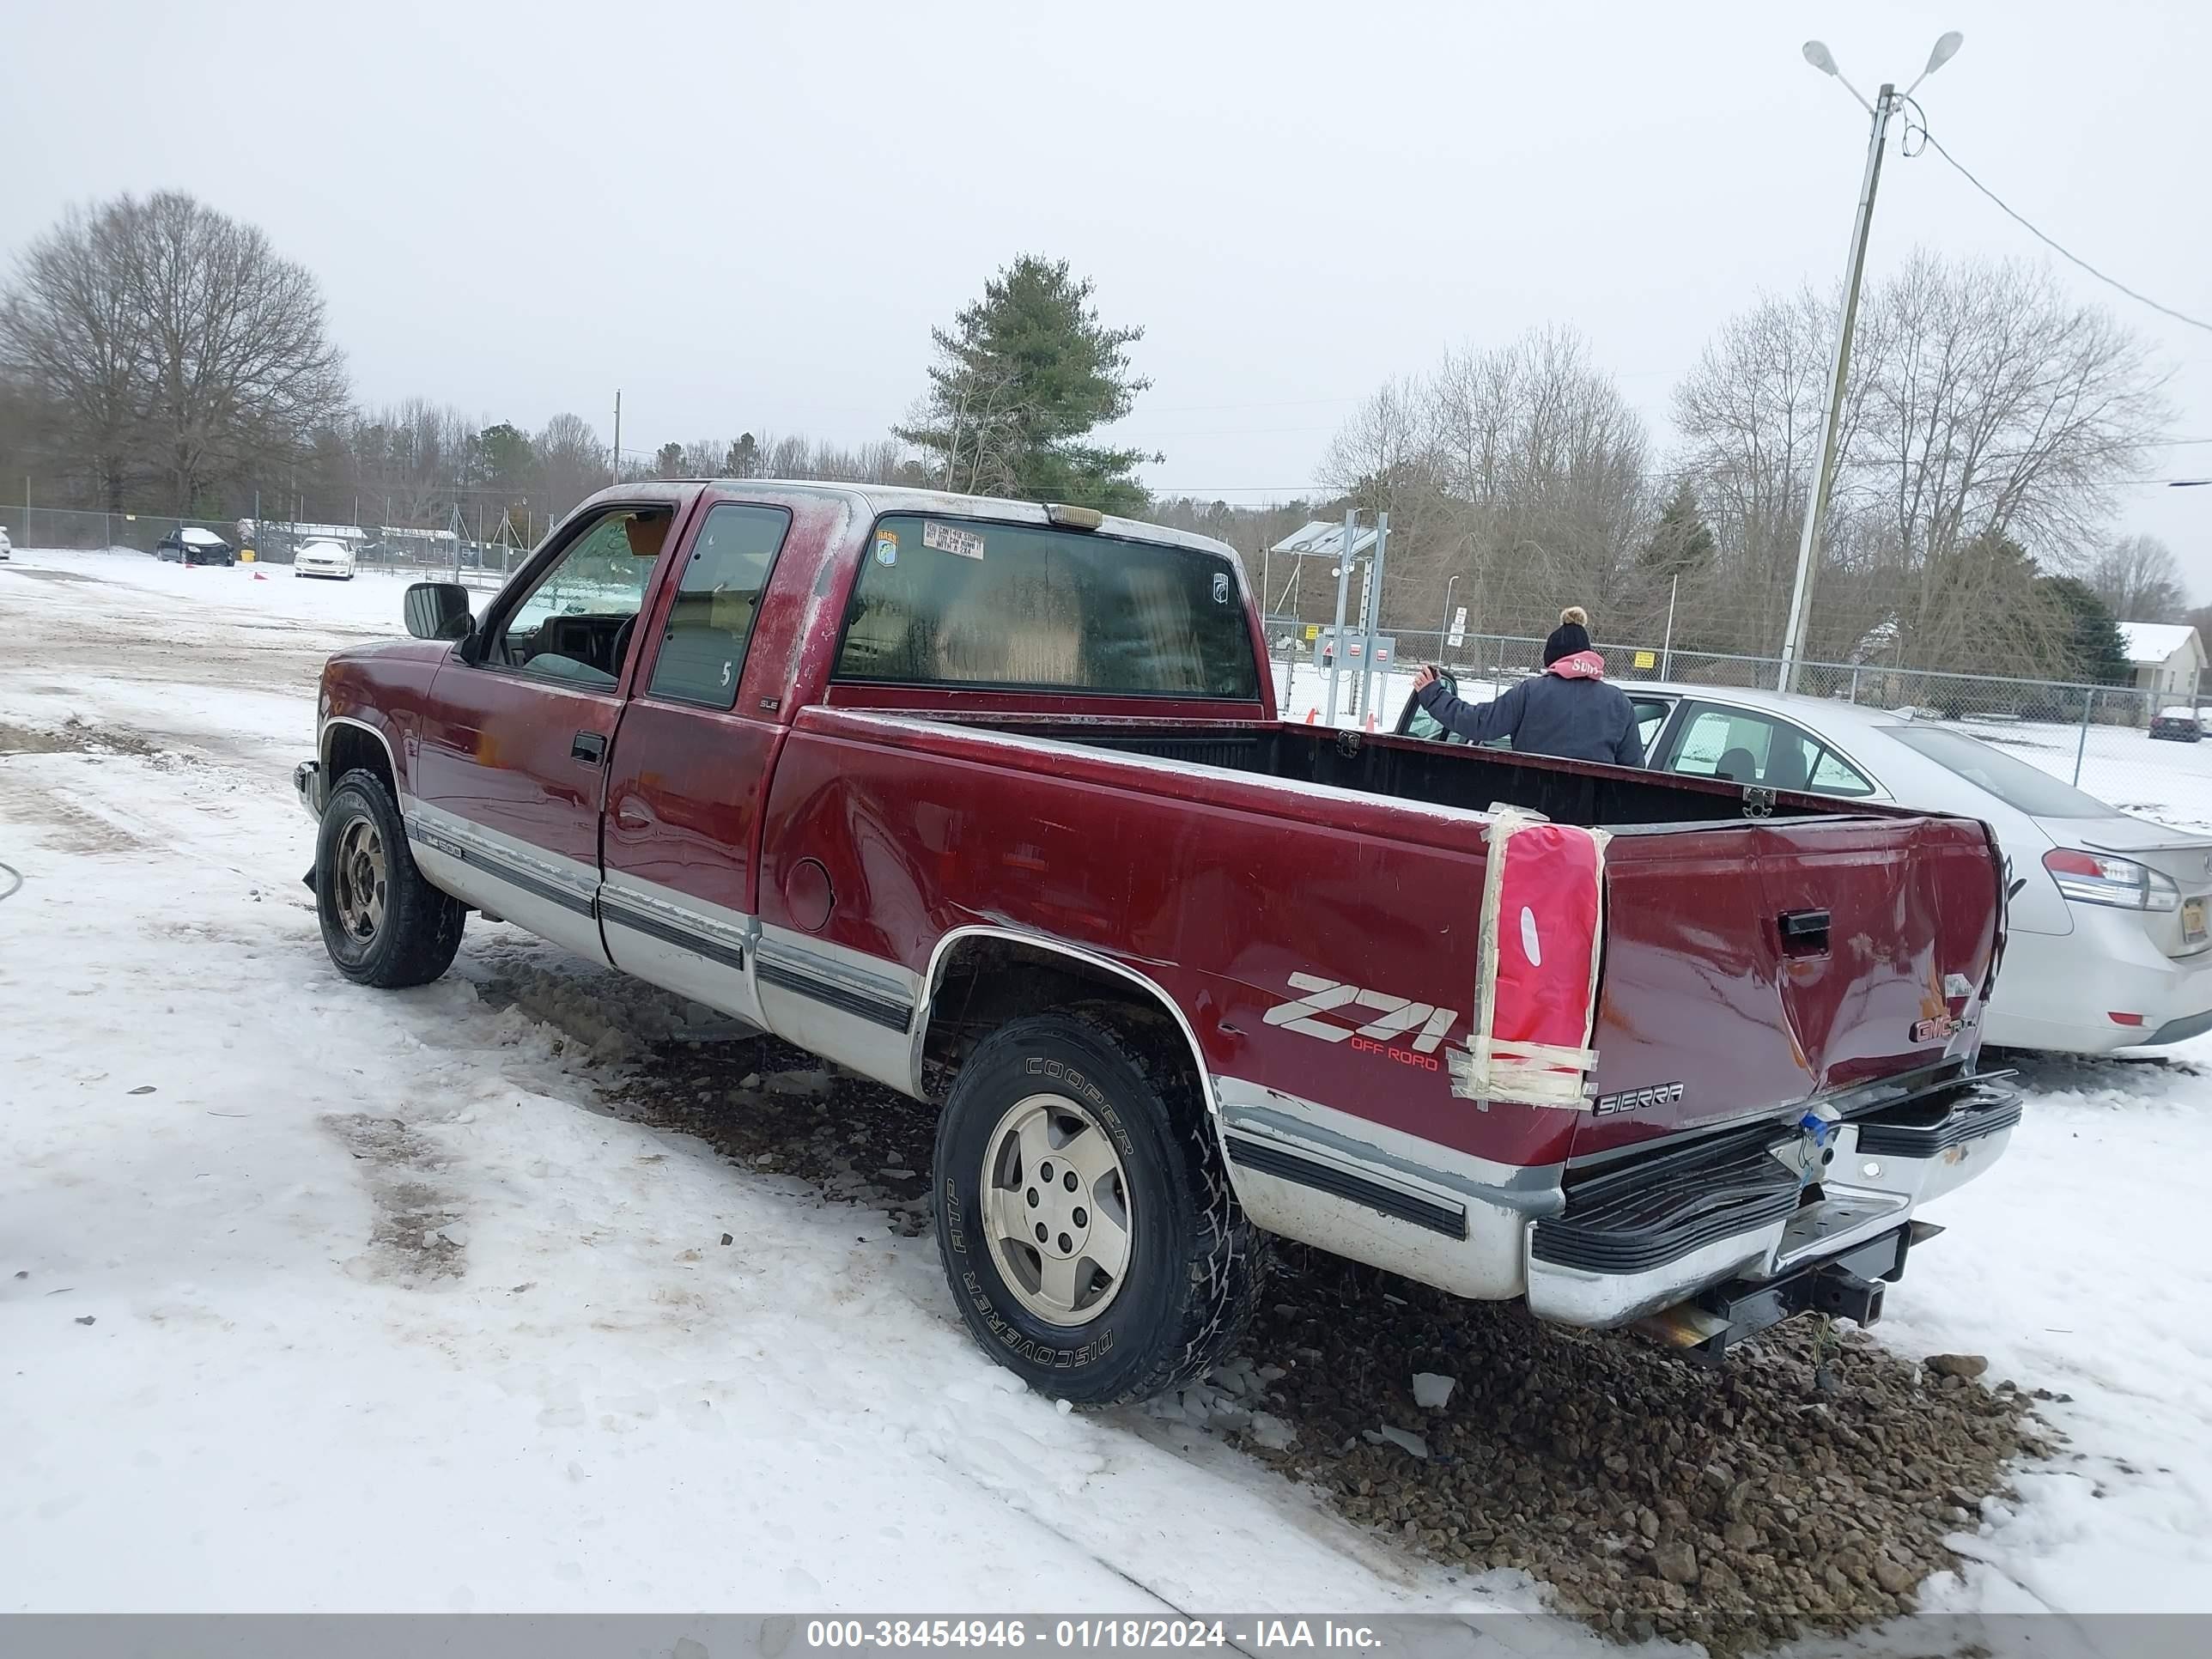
[295,482,2019,1404]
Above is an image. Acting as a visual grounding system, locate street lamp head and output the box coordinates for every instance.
[1802,40,1839,76]
[1904,30,1964,98]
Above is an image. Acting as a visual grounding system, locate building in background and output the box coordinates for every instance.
[2118,622,2206,705]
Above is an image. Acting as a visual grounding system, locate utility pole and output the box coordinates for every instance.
[1778,82,1894,694]
[611,390,623,486]
[1324,508,1358,726]
[1358,512,1389,720]
[1780,33,1961,693]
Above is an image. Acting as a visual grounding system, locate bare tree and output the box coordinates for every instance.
[2084,532,2187,621]
[1672,253,2171,672]
[534,413,609,521]
[0,203,150,511]
[1319,328,1652,647]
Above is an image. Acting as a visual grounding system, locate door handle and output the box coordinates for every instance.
[1778,908,1831,956]
[572,731,606,766]
[614,803,650,831]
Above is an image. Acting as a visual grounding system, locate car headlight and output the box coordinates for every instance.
[2044,848,2182,912]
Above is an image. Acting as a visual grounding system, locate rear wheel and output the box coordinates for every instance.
[933,1011,1261,1405]
[316,768,464,988]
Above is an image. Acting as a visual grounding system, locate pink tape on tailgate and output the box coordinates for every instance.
[1451,812,1608,1109]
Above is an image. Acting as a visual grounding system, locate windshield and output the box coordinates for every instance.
[835,514,1261,700]
[1879,724,2113,819]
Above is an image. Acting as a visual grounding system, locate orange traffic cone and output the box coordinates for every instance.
[1304,708,1318,724]
[252,569,268,580]
[1364,709,1377,732]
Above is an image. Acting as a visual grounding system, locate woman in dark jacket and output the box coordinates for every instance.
[1410,606,1645,766]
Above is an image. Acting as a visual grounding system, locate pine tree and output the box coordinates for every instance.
[2038,575,2132,686]
[1638,479,1715,579]
[895,256,1154,512]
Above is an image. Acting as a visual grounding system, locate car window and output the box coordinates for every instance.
[645,503,791,709]
[1669,708,1776,781]
[834,514,1260,699]
[1632,697,1674,755]
[1667,705,1874,795]
[1879,725,2112,818]
[491,508,665,689]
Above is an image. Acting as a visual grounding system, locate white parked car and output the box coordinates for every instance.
[291,539,357,580]
[1400,675,2212,1055]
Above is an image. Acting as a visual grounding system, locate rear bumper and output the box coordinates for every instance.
[1523,1078,2018,1329]
[1985,913,2212,1054]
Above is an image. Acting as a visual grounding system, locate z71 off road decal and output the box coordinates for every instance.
[1263,972,1459,1070]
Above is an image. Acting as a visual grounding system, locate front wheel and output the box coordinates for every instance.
[933,1011,1261,1406]
[316,768,464,987]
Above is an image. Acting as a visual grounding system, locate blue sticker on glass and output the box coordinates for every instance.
[874,533,898,566]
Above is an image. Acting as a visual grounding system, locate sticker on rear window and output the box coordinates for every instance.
[873,531,898,566]
[923,520,985,561]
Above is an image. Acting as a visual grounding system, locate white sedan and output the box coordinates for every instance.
[1399,674,2212,1056]
[291,539,357,580]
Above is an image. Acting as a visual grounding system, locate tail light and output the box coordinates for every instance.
[2043,848,2181,912]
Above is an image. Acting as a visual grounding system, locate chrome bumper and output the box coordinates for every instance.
[1524,1079,2019,1329]
[294,759,325,823]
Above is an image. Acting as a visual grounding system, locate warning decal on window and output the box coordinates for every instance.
[922,520,986,561]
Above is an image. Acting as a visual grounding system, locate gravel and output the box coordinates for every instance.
[607,1030,2047,1655]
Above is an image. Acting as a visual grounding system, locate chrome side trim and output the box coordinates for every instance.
[1213,1082,1565,1216]
[753,924,922,1092]
[1209,1077,1548,1301]
[754,931,918,1030]
[598,874,756,972]
[319,714,400,787]
[401,799,608,963]
[909,924,1218,1113]
[596,870,766,1028]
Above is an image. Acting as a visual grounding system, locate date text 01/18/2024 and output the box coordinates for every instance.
[804,1620,1384,1650]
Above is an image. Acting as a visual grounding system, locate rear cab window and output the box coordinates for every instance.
[833,514,1260,700]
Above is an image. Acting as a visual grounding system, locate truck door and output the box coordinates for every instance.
[598,500,795,1024]
[410,504,675,963]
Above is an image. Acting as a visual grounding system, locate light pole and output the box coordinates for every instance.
[1437,574,1461,665]
[1777,31,1962,695]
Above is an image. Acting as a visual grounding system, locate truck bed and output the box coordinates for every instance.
[797,708,2002,1163]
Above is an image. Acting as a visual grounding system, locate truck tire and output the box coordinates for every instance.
[315,767,465,988]
[933,1010,1261,1406]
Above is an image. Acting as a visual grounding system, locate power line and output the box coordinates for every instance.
[1915,125,2212,337]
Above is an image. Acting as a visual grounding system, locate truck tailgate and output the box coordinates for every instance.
[1576,813,2002,1157]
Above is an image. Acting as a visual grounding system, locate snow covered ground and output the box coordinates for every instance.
[4,544,2212,1636]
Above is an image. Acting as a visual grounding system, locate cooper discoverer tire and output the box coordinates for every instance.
[933,1010,1261,1406]
[316,767,465,988]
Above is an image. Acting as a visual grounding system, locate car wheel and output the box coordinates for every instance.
[315,768,465,988]
[933,1009,1262,1406]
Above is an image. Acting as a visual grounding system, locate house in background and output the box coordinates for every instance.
[2118,621,2206,707]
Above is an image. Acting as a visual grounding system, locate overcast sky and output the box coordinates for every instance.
[9,0,2209,591]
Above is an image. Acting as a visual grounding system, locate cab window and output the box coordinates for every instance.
[489,508,667,689]
[645,503,791,709]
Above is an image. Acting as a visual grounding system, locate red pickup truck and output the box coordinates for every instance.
[296,482,2018,1403]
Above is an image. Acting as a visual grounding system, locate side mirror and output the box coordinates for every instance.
[404,581,472,641]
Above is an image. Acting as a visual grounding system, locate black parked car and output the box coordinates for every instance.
[155,529,235,566]
[2150,708,2203,743]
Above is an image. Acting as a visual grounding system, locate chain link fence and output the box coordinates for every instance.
[1265,623,2204,825]
[1,503,524,586]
